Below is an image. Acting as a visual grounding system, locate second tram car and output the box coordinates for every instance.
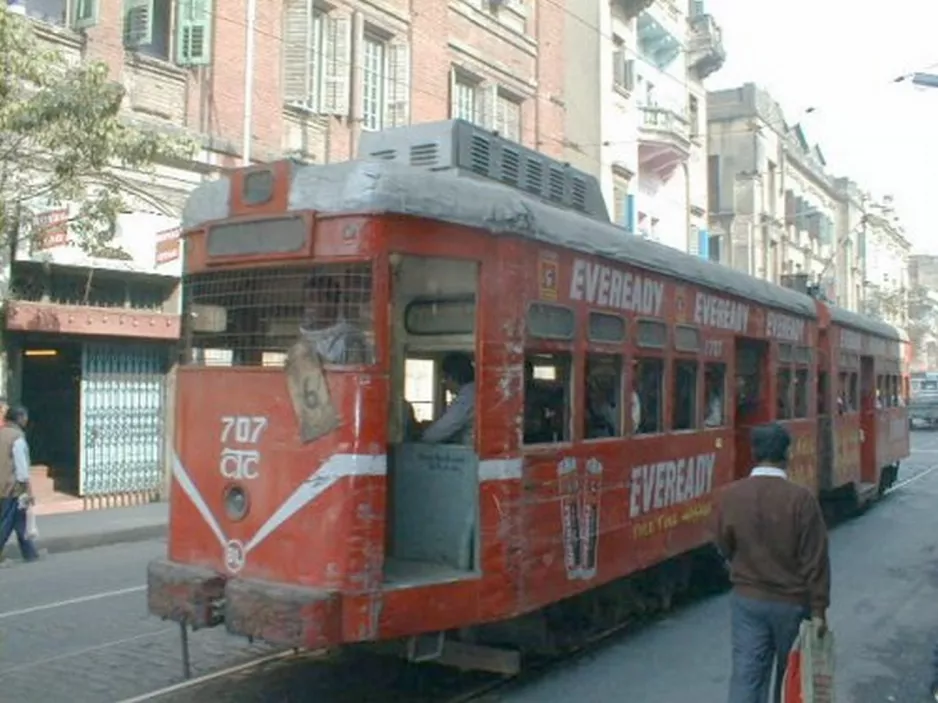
[148,120,909,670]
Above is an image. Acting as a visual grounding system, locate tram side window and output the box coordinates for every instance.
[584,354,623,440]
[848,372,859,411]
[672,360,698,431]
[875,374,886,408]
[817,371,830,415]
[703,363,726,427]
[634,358,664,434]
[837,371,849,413]
[777,367,793,420]
[793,368,809,418]
[524,353,572,444]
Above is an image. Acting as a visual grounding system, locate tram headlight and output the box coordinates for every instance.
[223,484,250,521]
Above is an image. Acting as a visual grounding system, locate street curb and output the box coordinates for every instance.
[6,523,167,559]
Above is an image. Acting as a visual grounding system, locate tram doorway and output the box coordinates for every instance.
[20,342,82,496]
[732,338,770,481]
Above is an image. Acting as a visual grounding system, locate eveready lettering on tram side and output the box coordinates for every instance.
[629,452,716,518]
[693,293,750,333]
[569,259,664,316]
[765,311,805,343]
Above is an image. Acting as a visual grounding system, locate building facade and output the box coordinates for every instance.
[860,196,911,328]
[563,0,725,253]
[707,83,865,311]
[4,0,564,506]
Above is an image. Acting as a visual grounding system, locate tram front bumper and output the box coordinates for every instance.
[147,558,341,649]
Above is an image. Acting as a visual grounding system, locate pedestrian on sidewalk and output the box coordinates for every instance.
[713,422,831,703]
[0,404,39,565]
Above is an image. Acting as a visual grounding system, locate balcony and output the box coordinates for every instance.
[637,10,682,70]
[638,106,691,180]
[612,0,656,20]
[687,14,726,80]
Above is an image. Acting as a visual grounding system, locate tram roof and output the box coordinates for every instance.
[182,160,901,341]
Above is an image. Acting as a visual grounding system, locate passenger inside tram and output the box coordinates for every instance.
[523,357,568,444]
[420,352,475,445]
[300,272,371,364]
[735,372,759,420]
[634,359,663,434]
[584,358,619,439]
[704,366,724,427]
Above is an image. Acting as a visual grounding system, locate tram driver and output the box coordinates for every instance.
[421,352,475,445]
[300,272,370,365]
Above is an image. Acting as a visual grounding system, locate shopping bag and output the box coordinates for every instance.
[25,507,39,540]
[782,617,835,703]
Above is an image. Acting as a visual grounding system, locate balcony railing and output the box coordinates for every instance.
[639,106,691,143]
[687,14,726,79]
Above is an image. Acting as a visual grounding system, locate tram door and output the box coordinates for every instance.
[816,365,835,491]
[859,355,878,484]
[732,338,770,480]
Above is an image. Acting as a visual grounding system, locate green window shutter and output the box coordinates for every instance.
[176,0,214,66]
[385,39,409,127]
[123,0,155,49]
[73,0,99,29]
[282,0,313,107]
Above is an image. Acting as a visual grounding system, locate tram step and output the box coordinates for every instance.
[857,481,879,505]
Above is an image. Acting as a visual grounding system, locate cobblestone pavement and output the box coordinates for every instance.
[0,540,275,702]
[7,434,938,702]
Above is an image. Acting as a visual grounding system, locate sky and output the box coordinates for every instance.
[704,0,938,253]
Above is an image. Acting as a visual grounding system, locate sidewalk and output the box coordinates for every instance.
[5,502,168,559]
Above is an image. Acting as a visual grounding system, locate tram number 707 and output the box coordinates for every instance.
[220,415,269,444]
[219,415,269,481]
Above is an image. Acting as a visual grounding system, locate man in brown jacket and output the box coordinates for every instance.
[714,422,830,703]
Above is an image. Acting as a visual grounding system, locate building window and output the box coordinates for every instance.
[283,0,325,110]
[612,36,635,93]
[451,73,480,123]
[494,92,521,142]
[362,33,387,131]
[612,172,631,228]
[122,0,213,66]
[17,0,99,29]
[688,95,699,137]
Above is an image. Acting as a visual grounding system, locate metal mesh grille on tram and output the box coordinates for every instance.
[181,263,374,367]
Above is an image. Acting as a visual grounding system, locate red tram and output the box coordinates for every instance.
[148,121,910,670]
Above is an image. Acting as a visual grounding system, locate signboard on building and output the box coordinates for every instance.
[16,202,183,278]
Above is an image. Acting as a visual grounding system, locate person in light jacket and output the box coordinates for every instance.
[0,405,39,565]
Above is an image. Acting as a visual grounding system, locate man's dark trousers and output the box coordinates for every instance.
[728,592,809,703]
[0,496,38,561]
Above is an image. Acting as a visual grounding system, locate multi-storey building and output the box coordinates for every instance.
[707,83,864,311]
[563,0,725,254]
[860,196,911,327]
[2,0,564,508]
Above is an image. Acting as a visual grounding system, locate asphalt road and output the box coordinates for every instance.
[493,431,938,703]
[4,432,938,702]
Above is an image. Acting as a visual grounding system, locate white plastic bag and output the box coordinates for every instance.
[783,617,835,703]
[25,507,38,540]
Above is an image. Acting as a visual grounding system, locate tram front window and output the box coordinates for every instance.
[183,263,375,367]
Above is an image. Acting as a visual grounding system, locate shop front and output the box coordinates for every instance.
[4,209,182,509]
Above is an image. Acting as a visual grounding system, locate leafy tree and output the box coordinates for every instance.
[0,7,196,260]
